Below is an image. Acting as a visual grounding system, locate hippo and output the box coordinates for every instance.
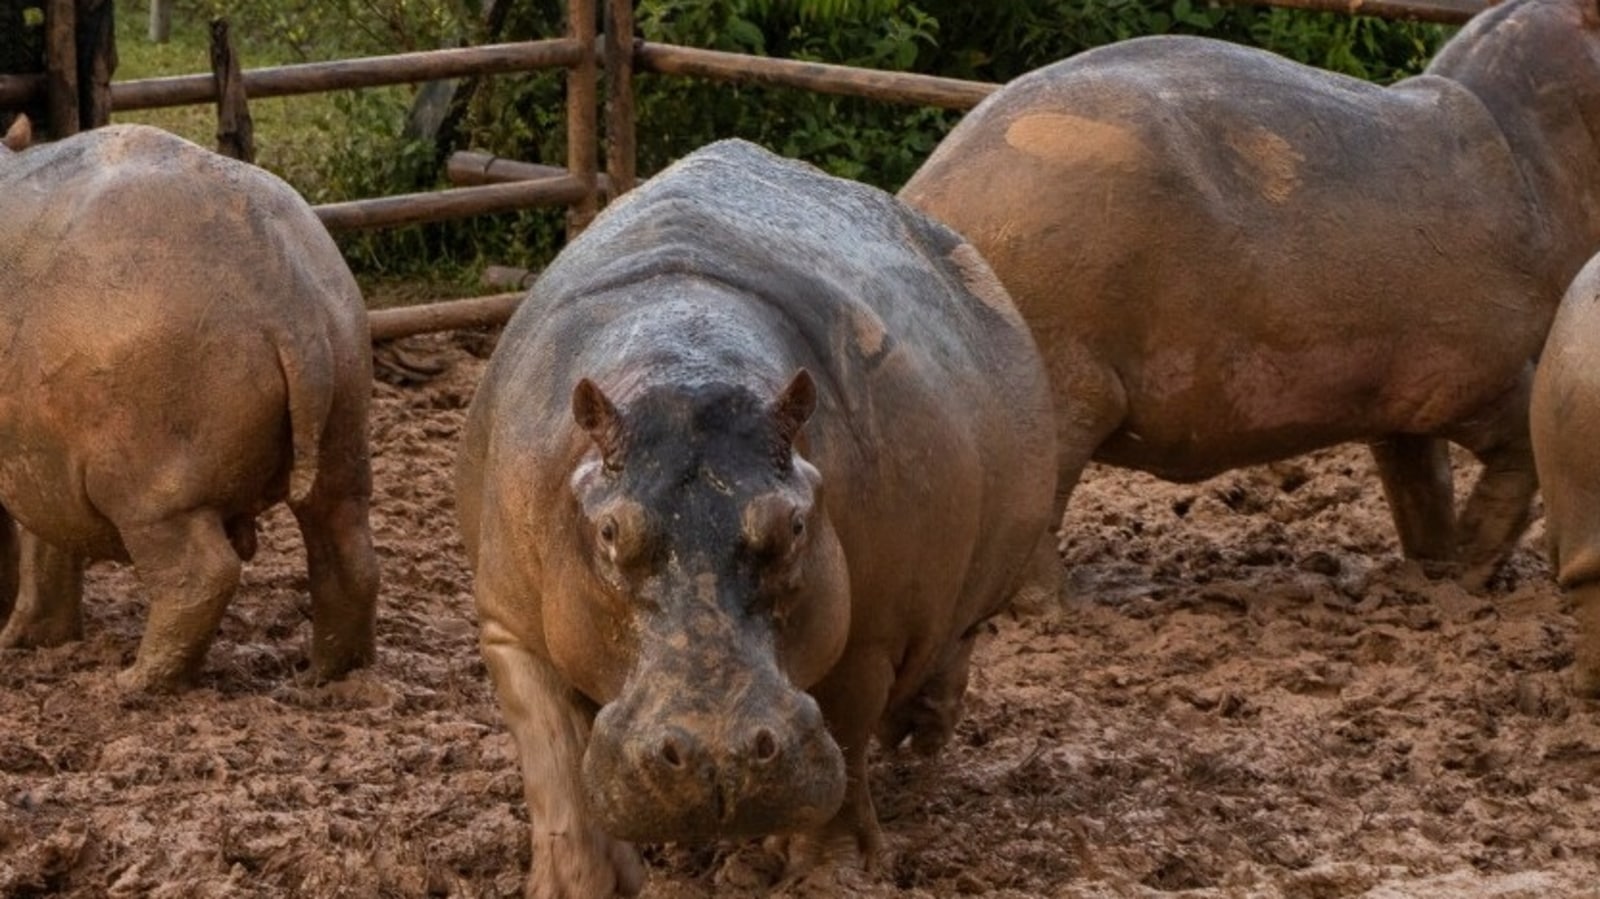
[0,122,378,692]
[1532,254,1600,696]
[455,139,1056,896]
[900,0,1600,588]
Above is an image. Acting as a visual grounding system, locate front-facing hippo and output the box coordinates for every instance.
[0,123,378,691]
[901,0,1600,587]
[456,139,1056,896]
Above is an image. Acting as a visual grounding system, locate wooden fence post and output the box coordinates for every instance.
[603,0,636,197]
[44,0,78,138]
[209,19,254,162]
[565,0,599,235]
[149,0,172,43]
[75,0,115,129]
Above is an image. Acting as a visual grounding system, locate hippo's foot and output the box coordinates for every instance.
[525,828,644,899]
[771,801,883,881]
[1573,663,1600,700]
[1569,584,1600,700]
[0,608,83,650]
[114,661,195,695]
[308,638,376,684]
[879,675,967,758]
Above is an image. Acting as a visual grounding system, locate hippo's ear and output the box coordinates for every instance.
[771,369,817,452]
[572,377,624,468]
[1,115,30,152]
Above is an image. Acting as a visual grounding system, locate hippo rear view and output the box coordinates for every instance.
[456,139,1056,896]
[0,123,378,691]
[902,0,1600,589]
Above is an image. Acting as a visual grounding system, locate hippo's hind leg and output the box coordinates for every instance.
[1568,579,1600,698]
[288,422,378,681]
[879,630,977,757]
[117,511,241,691]
[0,508,17,626]
[1370,434,1456,562]
[1448,368,1539,590]
[480,618,645,898]
[0,527,84,649]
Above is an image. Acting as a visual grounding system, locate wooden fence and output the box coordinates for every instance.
[0,0,1490,341]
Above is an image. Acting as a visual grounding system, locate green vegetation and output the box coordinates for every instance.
[110,0,1453,289]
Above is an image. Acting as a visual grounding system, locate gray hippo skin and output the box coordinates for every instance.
[1532,254,1600,696]
[901,0,1600,587]
[0,124,378,691]
[456,139,1056,897]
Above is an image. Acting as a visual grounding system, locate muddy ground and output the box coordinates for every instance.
[2,331,1598,898]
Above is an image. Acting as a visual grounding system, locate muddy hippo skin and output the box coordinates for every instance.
[0,124,378,691]
[901,0,1600,587]
[456,139,1055,897]
[1532,255,1600,696]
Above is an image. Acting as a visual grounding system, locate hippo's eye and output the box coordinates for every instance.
[790,510,806,538]
[599,516,618,546]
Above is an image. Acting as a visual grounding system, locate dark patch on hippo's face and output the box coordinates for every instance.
[566,372,850,843]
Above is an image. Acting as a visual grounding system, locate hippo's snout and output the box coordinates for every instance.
[583,676,846,842]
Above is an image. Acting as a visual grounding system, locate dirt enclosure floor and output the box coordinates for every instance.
[3,331,1600,898]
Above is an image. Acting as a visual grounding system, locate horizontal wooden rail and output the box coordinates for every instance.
[0,74,44,108]
[315,174,589,231]
[368,291,523,341]
[446,150,614,196]
[109,38,582,111]
[1225,0,1485,23]
[634,41,997,110]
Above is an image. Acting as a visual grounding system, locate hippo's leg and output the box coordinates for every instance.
[115,511,241,692]
[1050,364,1128,558]
[0,509,17,626]
[0,529,84,648]
[480,622,645,899]
[1449,369,1539,590]
[1370,435,1456,562]
[879,630,975,757]
[289,474,378,681]
[784,654,893,875]
[1570,580,1600,698]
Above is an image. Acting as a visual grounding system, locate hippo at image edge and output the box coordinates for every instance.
[1533,254,1600,697]
[455,139,1056,897]
[0,120,378,692]
[901,0,1600,595]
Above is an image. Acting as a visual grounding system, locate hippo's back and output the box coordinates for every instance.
[513,140,1045,412]
[903,35,1543,481]
[0,125,361,332]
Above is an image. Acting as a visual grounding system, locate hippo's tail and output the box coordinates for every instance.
[277,335,335,507]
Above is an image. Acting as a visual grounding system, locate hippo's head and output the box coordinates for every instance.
[556,370,850,843]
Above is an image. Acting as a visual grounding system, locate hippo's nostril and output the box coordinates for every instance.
[659,736,685,769]
[751,727,779,764]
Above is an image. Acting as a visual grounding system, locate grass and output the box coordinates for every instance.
[111,1,485,299]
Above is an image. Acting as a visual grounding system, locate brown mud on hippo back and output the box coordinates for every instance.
[902,0,1600,589]
[455,138,1055,896]
[0,124,378,691]
[1532,253,1600,697]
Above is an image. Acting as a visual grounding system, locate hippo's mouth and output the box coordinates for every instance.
[581,702,847,843]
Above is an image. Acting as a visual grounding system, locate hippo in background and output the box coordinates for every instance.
[0,121,378,692]
[456,139,1056,897]
[1532,254,1600,696]
[901,0,1600,592]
